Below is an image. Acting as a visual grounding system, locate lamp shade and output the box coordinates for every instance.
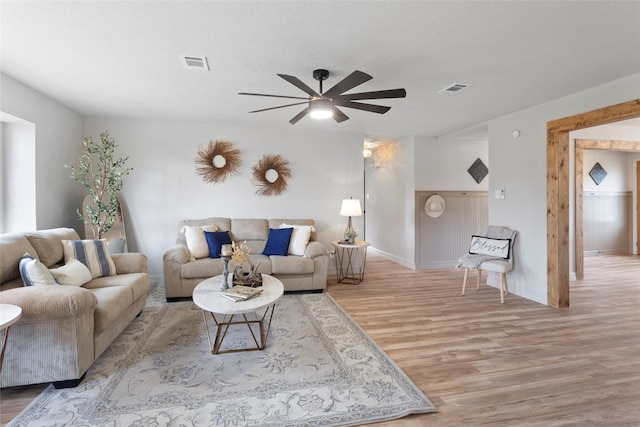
[340,199,362,217]
[309,98,334,119]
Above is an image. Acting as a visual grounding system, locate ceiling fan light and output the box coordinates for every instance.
[310,99,334,119]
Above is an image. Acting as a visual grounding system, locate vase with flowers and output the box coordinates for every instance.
[231,241,251,276]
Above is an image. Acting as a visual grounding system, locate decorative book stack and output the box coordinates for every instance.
[220,285,263,302]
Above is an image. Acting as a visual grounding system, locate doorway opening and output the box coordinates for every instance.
[547,99,640,308]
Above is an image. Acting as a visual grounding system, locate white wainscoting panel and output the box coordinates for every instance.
[415,191,488,269]
[583,191,632,256]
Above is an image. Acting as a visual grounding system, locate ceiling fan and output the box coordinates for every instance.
[239,69,406,125]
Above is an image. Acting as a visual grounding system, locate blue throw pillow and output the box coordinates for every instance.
[262,227,293,256]
[205,231,232,258]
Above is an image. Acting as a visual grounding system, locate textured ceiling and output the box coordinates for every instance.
[1,1,639,141]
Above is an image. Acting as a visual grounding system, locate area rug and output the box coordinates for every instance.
[9,285,436,426]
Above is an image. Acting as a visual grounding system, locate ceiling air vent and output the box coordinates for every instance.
[180,55,209,71]
[438,83,470,94]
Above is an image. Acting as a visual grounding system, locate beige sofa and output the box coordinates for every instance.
[0,228,150,388]
[163,218,328,301]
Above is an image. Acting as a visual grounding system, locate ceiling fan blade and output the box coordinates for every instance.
[332,106,349,123]
[323,70,372,98]
[239,92,309,100]
[333,100,391,114]
[339,88,407,101]
[249,101,310,114]
[277,74,321,97]
[289,106,311,125]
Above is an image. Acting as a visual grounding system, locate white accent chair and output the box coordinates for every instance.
[458,226,517,303]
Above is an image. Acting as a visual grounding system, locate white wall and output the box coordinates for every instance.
[583,150,630,192]
[0,116,36,232]
[572,123,640,255]
[364,137,416,267]
[414,134,489,191]
[365,133,488,268]
[82,118,364,281]
[0,73,83,231]
[487,72,640,305]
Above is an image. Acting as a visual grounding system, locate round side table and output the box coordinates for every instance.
[332,240,370,284]
[0,304,22,371]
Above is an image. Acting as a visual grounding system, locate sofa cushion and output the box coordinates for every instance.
[181,224,219,259]
[0,233,38,284]
[87,285,134,334]
[62,239,116,278]
[231,219,268,241]
[263,228,293,256]
[49,258,93,287]
[24,228,80,267]
[270,255,315,275]
[84,272,150,303]
[181,258,226,279]
[19,254,58,286]
[280,223,315,256]
[204,231,232,258]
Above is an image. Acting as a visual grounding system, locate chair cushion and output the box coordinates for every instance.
[478,259,512,273]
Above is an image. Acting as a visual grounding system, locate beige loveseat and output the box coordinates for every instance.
[163,218,328,301]
[0,228,150,388]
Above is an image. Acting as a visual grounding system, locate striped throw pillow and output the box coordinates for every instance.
[19,253,58,286]
[62,239,116,278]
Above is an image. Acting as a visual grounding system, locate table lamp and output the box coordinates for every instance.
[340,198,362,243]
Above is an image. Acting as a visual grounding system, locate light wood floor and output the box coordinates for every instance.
[2,254,639,426]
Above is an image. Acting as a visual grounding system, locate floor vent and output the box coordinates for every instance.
[438,83,470,94]
[181,55,209,71]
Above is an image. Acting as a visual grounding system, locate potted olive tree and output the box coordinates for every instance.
[66,131,132,240]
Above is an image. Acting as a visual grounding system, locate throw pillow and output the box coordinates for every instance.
[62,239,117,278]
[280,223,315,256]
[49,258,93,287]
[469,236,511,259]
[204,231,232,258]
[181,224,219,259]
[262,227,294,256]
[19,253,57,286]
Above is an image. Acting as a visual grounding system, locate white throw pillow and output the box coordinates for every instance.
[19,253,57,286]
[181,224,219,259]
[280,223,315,256]
[49,258,93,287]
[62,239,117,278]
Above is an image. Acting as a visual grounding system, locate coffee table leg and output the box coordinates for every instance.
[201,305,278,354]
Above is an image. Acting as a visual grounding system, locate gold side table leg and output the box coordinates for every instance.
[0,326,11,372]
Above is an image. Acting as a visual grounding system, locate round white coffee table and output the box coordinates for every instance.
[193,274,284,354]
[1,304,22,371]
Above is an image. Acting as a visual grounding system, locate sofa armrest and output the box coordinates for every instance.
[304,241,328,259]
[163,244,191,265]
[111,252,148,274]
[163,244,191,300]
[0,285,97,320]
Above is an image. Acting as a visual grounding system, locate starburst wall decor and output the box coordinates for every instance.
[195,140,242,184]
[251,154,291,196]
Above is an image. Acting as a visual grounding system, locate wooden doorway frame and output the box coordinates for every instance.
[575,138,640,280]
[547,99,640,308]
